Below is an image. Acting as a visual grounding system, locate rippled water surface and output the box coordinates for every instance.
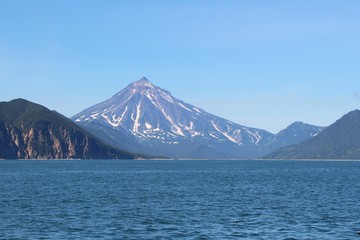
[1,160,360,239]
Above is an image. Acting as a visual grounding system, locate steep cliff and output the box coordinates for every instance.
[0,99,138,159]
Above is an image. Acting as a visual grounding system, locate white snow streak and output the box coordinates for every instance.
[166,116,184,136]
[101,113,121,128]
[209,132,224,141]
[184,121,200,137]
[178,102,193,112]
[185,121,194,130]
[161,92,175,103]
[133,100,141,133]
[146,96,184,136]
[212,122,238,144]
[119,106,128,122]
[103,106,128,127]
[246,130,261,144]
[101,113,117,127]
[91,113,99,119]
[75,115,86,122]
[193,108,201,113]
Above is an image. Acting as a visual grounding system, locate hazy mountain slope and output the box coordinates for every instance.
[273,121,325,147]
[265,110,360,159]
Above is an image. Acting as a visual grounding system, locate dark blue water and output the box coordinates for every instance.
[1,160,360,239]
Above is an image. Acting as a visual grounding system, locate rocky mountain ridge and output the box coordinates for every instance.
[265,109,360,159]
[0,99,139,159]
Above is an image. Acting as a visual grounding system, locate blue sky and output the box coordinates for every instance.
[1,1,359,133]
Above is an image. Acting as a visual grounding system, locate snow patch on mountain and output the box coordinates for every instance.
[133,101,141,133]
[211,121,239,144]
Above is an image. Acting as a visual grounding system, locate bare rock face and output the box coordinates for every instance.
[0,99,137,160]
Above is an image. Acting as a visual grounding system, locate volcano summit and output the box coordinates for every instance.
[72,77,323,158]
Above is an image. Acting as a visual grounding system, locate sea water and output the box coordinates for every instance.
[0,160,359,239]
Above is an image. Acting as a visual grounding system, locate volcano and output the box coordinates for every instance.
[72,77,323,158]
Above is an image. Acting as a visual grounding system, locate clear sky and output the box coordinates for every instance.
[1,1,359,133]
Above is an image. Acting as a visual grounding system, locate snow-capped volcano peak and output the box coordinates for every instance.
[131,77,154,89]
[72,77,296,158]
[114,77,172,100]
[74,77,183,135]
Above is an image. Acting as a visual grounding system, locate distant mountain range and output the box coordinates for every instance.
[72,77,324,158]
[264,110,360,159]
[0,99,140,160]
[4,78,358,160]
